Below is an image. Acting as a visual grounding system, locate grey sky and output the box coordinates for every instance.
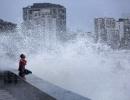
[0,0,130,32]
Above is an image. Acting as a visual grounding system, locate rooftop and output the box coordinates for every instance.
[24,3,65,9]
[118,18,130,22]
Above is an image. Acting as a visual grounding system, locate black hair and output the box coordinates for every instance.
[20,54,26,58]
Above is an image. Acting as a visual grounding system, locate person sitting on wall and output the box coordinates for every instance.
[18,54,32,77]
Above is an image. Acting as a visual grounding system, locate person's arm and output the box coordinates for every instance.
[19,60,21,66]
[24,60,27,65]
[18,60,21,70]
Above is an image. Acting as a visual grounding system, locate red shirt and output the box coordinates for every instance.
[19,59,27,71]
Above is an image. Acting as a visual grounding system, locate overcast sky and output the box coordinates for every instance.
[0,0,130,32]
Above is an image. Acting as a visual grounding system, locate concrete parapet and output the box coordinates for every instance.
[0,70,91,100]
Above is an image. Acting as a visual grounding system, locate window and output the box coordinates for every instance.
[53,9,56,14]
[35,13,37,16]
[42,14,45,17]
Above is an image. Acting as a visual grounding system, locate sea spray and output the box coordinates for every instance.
[0,27,130,100]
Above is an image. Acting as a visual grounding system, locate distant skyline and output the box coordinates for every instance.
[0,0,130,32]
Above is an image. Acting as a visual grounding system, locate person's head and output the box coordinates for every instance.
[20,54,26,59]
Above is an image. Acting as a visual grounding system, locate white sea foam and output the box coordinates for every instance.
[0,27,130,100]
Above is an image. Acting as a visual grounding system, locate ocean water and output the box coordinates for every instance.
[0,27,130,100]
[30,42,130,100]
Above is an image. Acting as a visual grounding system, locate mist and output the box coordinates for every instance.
[0,0,130,100]
[29,38,130,100]
[0,26,129,100]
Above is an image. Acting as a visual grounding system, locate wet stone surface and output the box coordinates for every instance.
[0,70,90,100]
[0,71,55,100]
[0,89,17,100]
[0,72,17,100]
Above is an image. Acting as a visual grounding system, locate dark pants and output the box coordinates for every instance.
[19,69,32,77]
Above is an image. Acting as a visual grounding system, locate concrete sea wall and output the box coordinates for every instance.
[0,70,91,100]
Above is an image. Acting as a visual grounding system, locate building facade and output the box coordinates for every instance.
[95,17,130,49]
[95,18,116,42]
[94,18,120,49]
[116,18,130,49]
[23,3,66,43]
[107,29,120,49]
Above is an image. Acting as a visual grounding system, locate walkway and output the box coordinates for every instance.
[0,89,16,100]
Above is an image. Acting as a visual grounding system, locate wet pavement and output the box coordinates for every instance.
[0,89,17,100]
[0,70,90,100]
[0,71,55,100]
[0,71,17,100]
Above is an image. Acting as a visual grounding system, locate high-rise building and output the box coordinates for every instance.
[94,18,121,49]
[107,29,120,49]
[95,18,116,43]
[23,3,66,42]
[116,19,125,41]
[94,17,130,49]
[116,18,130,49]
